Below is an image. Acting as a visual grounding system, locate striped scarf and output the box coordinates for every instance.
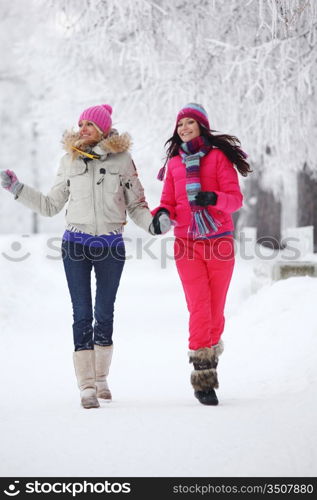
[179,136,221,238]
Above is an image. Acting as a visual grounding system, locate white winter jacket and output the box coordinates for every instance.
[16,131,153,236]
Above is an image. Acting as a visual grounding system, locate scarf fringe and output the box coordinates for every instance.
[188,209,222,239]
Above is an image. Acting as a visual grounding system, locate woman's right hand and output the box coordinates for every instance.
[0,170,23,196]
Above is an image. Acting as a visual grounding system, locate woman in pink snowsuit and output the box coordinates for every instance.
[152,103,251,406]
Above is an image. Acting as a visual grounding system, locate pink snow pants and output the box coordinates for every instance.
[174,236,235,350]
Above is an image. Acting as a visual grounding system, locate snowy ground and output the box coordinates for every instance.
[0,230,316,477]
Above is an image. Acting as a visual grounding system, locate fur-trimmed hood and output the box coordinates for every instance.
[62,128,132,160]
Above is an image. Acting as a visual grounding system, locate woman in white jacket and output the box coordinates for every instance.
[0,103,170,409]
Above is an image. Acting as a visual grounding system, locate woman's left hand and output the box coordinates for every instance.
[195,191,218,206]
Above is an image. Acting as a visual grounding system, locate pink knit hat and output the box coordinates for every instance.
[78,104,112,133]
[175,103,210,131]
[157,103,210,181]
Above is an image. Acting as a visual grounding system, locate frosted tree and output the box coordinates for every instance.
[1,0,316,241]
[27,0,317,179]
[0,0,37,233]
[231,0,317,244]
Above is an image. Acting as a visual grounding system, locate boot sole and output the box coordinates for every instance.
[194,391,219,406]
[81,398,100,409]
[97,392,112,400]
[197,399,219,406]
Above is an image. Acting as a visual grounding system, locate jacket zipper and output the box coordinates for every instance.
[91,160,99,235]
[82,158,97,236]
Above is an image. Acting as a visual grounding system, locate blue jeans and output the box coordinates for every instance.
[62,240,125,351]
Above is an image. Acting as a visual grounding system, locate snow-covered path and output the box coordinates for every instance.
[0,233,316,477]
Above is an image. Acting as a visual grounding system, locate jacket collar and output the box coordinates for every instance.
[62,129,131,160]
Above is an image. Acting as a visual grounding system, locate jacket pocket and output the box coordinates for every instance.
[68,162,90,200]
[102,170,126,223]
[209,207,226,224]
[67,162,92,223]
[104,165,120,193]
[66,199,93,224]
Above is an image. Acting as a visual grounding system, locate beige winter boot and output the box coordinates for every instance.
[95,344,113,400]
[73,349,100,409]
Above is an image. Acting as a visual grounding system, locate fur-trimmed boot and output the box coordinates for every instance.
[73,349,100,409]
[95,344,113,400]
[188,340,224,406]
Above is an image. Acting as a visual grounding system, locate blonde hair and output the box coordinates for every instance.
[91,122,104,138]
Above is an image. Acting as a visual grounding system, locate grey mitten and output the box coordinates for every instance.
[0,170,23,196]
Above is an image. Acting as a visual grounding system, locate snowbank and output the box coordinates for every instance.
[0,233,316,477]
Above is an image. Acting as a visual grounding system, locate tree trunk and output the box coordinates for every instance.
[239,175,282,249]
[256,186,282,249]
[297,165,317,251]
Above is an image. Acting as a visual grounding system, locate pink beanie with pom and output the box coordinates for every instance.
[78,104,112,133]
[175,103,210,131]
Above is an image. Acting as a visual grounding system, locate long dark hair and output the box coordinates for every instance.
[164,125,252,177]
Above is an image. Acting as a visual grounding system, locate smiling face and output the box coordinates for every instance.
[176,117,200,142]
[78,120,102,145]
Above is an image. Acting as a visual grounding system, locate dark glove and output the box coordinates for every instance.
[150,208,171,235]
[195,191,218,206]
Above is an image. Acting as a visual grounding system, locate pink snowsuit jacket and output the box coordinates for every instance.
[153,148,243,238]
